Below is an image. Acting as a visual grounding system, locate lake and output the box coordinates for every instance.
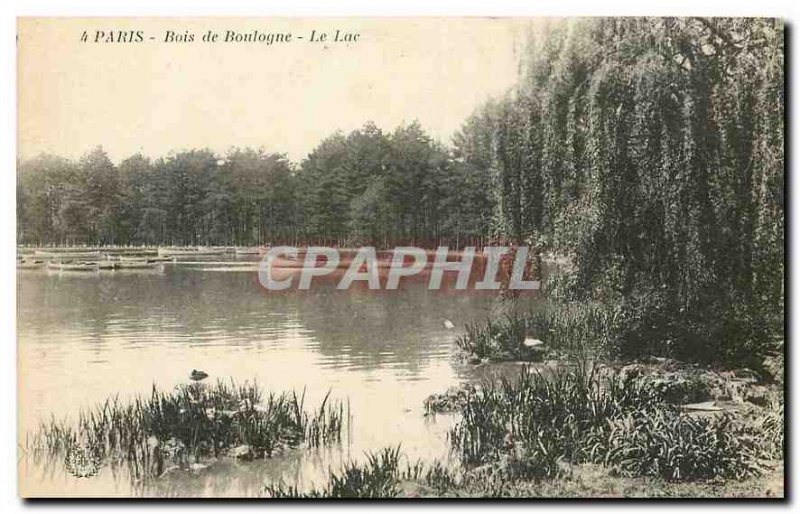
[17,260,536,497]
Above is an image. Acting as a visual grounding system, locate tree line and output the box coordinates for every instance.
[17,121,491,249]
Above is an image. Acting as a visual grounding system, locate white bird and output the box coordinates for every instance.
[443,319,455,330]
[523,337,545,348]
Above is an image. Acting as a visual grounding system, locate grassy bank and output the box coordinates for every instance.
[455,303,618,363]
[448,366,782,481]
[268,364,782,498]
[26,380,347,480]
[456,298,784,374]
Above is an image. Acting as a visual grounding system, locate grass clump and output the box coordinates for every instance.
[266,446,404,498]
[27,380,348,480]
[401,459,461,494]
[587,409,767,480]
[448,366,780,483]
[455,314,531,362]
[455,304,621,363]
[265,447,464,498]
[457,294,782,373]
[424,385,476,415]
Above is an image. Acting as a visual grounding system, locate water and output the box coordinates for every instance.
[17,261,538,497]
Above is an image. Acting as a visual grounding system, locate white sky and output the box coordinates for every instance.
[18,18,533,163]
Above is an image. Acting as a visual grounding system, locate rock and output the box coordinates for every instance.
[230,445,254,460]
[731,368,760,382]
[762,352,784,385]
[638,355,683,370]
[681,401,723,412]
[745,385,770,407]
[712,400,741,411]
[523,338,545,348]
[398,480,434,498]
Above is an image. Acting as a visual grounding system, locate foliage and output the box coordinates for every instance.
[449,366,780,482]
[266,446,403,498]
[588,408,768,480]
[266,447,466,498]
[455,303,622,362]
[454,18,784,364]
[27,381,347,480]
[455,314,531,362]
[18,122,488,248]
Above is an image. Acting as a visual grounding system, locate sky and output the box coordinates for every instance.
[18,18,534,164]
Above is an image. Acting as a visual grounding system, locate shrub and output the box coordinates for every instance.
[609,290,778,369]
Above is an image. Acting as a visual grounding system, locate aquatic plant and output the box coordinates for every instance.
[448,366,780,482]
[266,446,403,498]
[455,303,622,363]
[455,313,534,362]
[401,458,462,494]
[27,380,348,480]
[423,385,476,415]
[586,408,769,480]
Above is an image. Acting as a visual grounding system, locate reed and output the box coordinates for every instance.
[27,380,348,480]
[401,458,461,494]
[449,366,780,482]
[455,313,531,362]
[266,446,403,498]
[455,303,622,363]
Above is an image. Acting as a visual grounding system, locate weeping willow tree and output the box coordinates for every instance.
[457,18,784,364]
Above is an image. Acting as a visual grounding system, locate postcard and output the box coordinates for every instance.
[16,16,785,499]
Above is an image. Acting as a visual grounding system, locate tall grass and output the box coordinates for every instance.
[266,446,403,498]
[587,408,767,480]
[27,380,348,480]
[455,303,622,363]
[449,366,780,482]
[265,446,464,498]
[457,295,782,369]
[456,314,529,362]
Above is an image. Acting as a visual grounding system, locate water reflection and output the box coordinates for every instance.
[17,263,536,497]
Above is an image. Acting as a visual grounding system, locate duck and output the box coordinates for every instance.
[190,369,209,381]
[443,319,455,330]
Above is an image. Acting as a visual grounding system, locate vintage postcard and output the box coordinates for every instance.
[16,17,785,499]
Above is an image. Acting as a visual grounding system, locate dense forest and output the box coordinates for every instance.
[18,18,783,363]
[17,121,486,248]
